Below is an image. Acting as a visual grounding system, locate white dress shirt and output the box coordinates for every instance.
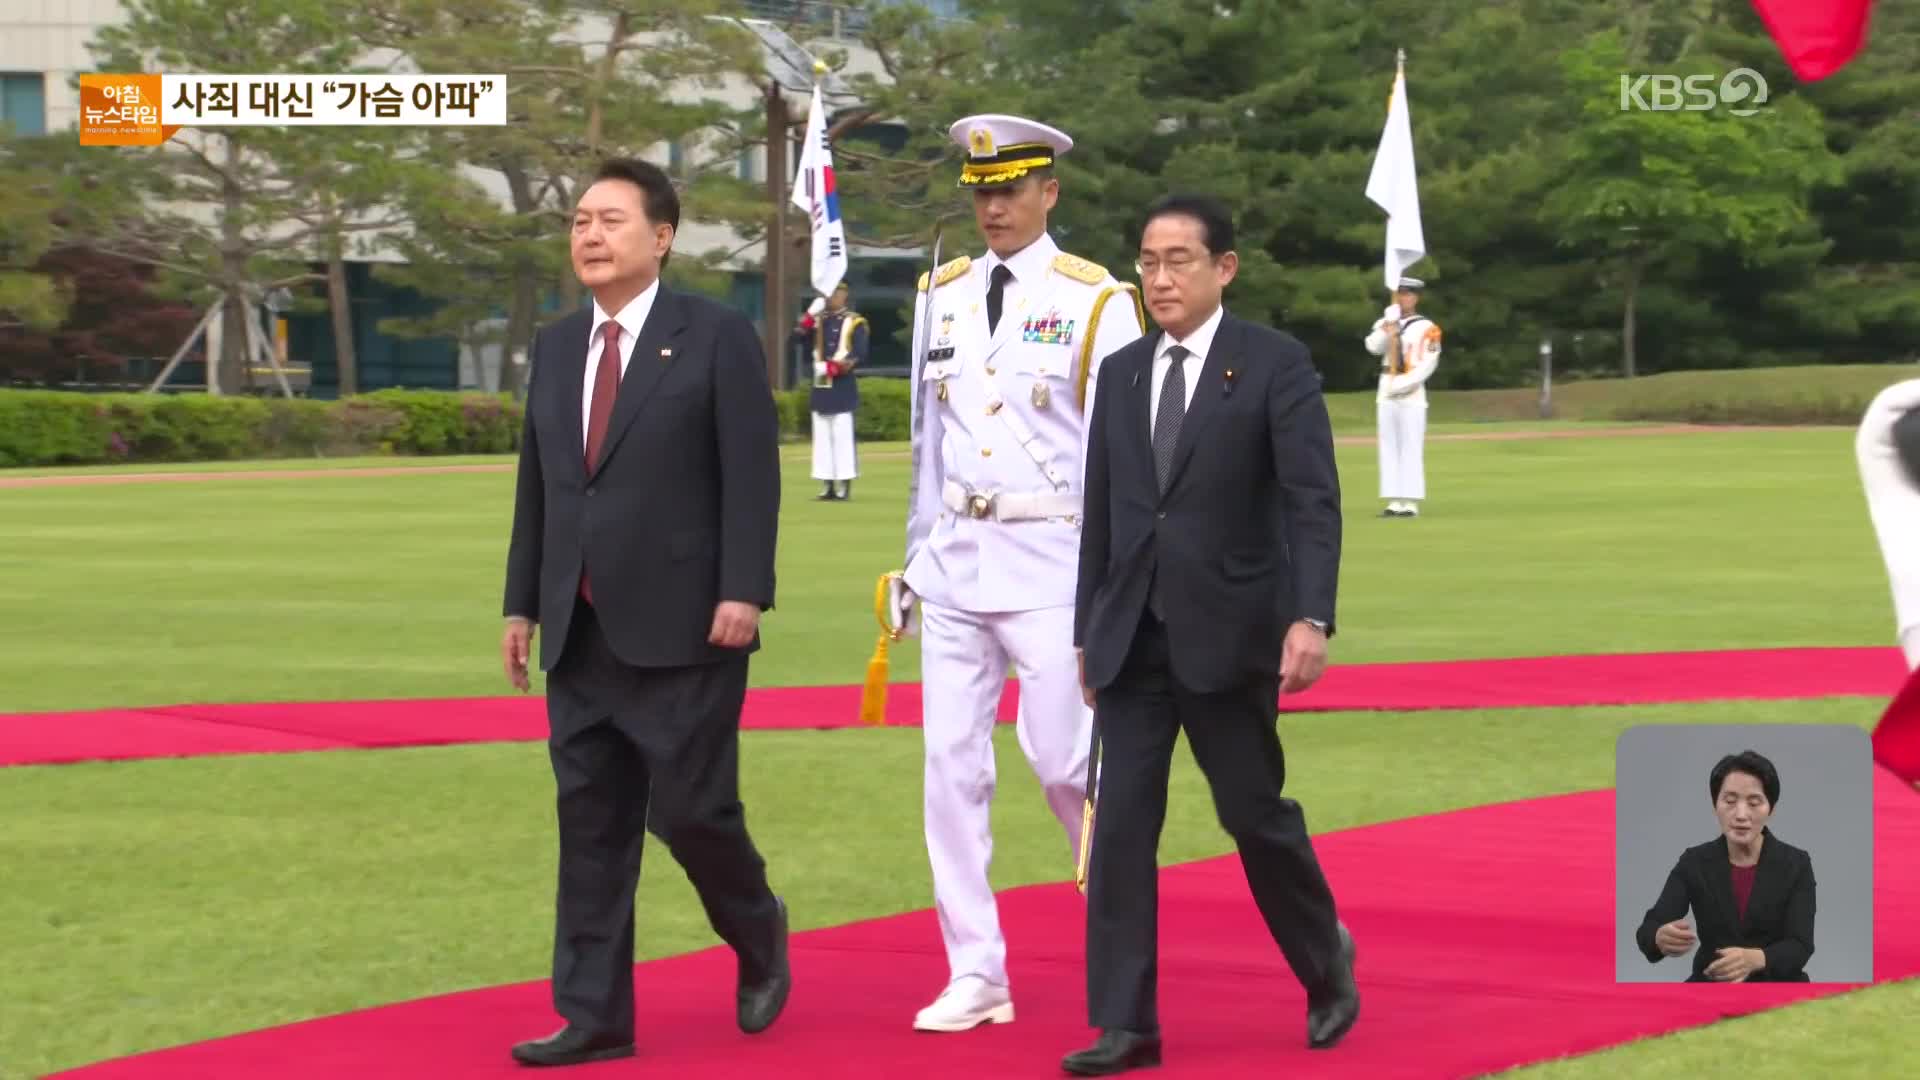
[582,280,660,451]
[1149,303,1224,438]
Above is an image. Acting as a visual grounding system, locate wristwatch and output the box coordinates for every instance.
[1300,617,1330,636]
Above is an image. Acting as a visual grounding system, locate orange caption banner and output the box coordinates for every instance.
[78,74,182,146]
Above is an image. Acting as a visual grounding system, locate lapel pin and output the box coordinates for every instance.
[659,347,673,361]
[1223,368,1237,396]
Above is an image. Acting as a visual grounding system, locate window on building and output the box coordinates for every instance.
[0,73,48,136]
[668,139,685,178]
[738,146,758,182]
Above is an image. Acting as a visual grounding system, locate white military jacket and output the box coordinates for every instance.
[902,232,1145,613]
[1366,312,1442,406]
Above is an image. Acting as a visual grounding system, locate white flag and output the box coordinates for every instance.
[790,83,848,298]
[1365,64,1426,291]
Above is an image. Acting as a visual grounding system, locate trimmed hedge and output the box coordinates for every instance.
[0,379,907,468]
[1324,363,1909,431]
[774,376,911,442]
[0,388,520,467]
[5,365,1905,468]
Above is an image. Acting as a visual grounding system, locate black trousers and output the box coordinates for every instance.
[543,598,780,1037]
[1085,611,1342,1033]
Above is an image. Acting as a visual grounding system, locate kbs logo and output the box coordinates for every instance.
[1618,69,1768,117]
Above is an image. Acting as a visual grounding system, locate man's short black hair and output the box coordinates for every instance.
[1710,750,1781,808]
[592,157,680,266]
[1140,193,1236,256]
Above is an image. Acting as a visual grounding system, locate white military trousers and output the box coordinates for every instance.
[1377,398,1428,501]
[918,597,1090,987]
[810,411,857,481]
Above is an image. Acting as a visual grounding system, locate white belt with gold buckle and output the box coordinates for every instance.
[941,480,1080,522]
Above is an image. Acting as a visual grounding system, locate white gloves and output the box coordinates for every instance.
[808,296,828,316]
[887,575,919,638]
[1383,303,1401,322]
[1857,378,1920,670]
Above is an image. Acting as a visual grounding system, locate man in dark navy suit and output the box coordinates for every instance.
[500,157,789,1067]
[1065,193,1358,1075]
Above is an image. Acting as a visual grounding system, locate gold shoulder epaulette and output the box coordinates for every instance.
[918,256,972,292]
[1051,252,1109,286]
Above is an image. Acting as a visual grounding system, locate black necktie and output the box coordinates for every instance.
[1153,345,1189,492]
[987,264,1013,335]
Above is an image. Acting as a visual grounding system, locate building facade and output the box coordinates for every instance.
[0,1,933,396]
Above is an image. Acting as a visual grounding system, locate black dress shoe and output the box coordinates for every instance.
[737,896,791,1034]
[1062,1029,1162,1075]
[1307,922,1360,1049]
[509,1025,634,1067]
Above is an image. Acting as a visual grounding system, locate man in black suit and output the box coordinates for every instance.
[500,158,790,1067]
[1064,194,1358,1075]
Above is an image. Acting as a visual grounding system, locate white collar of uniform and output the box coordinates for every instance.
[1159,303,1225,362]
[589,277,661,346]
[982,231,1060,286]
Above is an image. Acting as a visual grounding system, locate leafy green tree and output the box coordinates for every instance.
[90,0,364,393]
[0,140,65,332]
[365,0,766,396]
[1543,30,1838,376]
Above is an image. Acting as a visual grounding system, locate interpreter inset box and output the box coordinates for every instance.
[1615,724,1872,984]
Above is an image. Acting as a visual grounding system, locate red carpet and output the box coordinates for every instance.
[48,769,1920,1079]
[3,647,1905,768]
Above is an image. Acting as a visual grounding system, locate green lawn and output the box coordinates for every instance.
[1332,363,1905,428]
[0,427,1891,712]
[0,425,1911,1076]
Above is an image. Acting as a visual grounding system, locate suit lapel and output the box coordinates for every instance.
[554,314,591,482]
[1743,829,1786,929]
[1128,340,1157,482]
[1162,313,1236,492]
[590,286,687,479]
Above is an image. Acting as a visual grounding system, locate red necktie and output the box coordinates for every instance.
[580,321,623,604]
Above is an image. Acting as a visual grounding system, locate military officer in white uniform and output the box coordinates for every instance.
[1364,276,1441,517]
[1857,379,1920,785]
[893,114,1145,1033]
[1858,378,1920,670]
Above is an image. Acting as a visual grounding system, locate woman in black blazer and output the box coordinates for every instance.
[1634,750,1816,983]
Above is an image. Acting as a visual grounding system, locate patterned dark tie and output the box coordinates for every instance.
[1153,345,1189,493]
[987,264,1013,335]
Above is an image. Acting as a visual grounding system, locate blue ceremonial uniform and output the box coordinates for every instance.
[808,309,867,415]
[796,303,869,496]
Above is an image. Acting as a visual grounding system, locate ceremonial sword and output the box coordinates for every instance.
[1076,702,1100,894]
[904,224,944,551]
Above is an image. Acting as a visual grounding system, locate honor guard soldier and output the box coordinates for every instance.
[1365,276,1441,517]
[1858,379,1920,785]
[891,114,1146,1033]
[794,282,868,500]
